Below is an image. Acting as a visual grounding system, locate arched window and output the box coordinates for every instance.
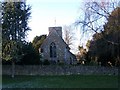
[50,42,56,58]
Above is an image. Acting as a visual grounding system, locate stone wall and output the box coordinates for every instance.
[2,65,118,75]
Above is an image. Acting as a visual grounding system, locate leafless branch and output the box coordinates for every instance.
[75,1,119,46]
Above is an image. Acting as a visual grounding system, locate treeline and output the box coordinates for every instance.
[2,35,48,65]
[1,1,41,65]
[78,7,120,67]
[2,42,40,65]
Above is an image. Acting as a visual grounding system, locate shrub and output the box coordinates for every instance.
[58,61,65,65]
[43,59,50,65]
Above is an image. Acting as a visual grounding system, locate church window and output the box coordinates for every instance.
[50,42,56,58]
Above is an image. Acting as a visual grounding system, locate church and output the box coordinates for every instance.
[39,26,76,64]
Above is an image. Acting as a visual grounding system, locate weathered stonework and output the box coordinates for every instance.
[40,27,76,64]
[2,65,118,75]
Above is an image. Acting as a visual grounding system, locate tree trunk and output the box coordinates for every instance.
[12,60,15,78]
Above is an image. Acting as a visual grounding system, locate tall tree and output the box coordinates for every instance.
[2,1,31,77]
[0,1,2,63]
[63,25,76,50]
[75,1,118,45]
[75,1,119,66]
[88,7,120,66]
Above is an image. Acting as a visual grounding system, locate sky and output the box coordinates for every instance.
[26,0,119,53]
[26,0,85,53]
[1,0,119,54]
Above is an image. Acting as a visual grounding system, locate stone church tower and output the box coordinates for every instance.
[39,26,76,64]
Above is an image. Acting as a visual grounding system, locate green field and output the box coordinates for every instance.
[2,75,118,88]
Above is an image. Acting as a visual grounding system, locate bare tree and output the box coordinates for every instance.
[63,25,76,49]
[75,0,119,45]
[75,0,120,66]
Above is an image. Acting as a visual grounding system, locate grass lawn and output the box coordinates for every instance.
[2,75,118,88]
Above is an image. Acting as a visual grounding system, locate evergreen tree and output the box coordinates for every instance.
[2,1,31,77]
[88,7,120,66]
